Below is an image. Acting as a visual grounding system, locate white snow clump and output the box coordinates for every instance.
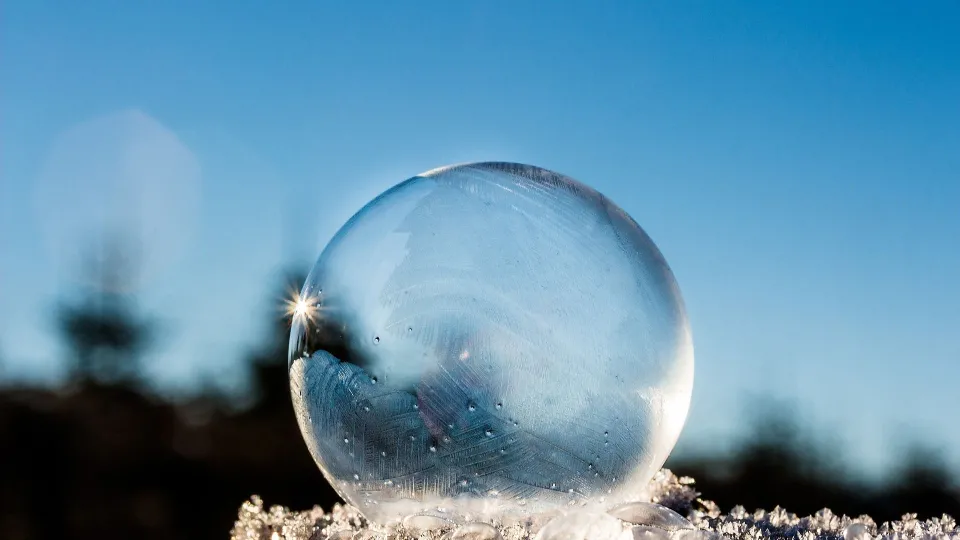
[231,470,958,540]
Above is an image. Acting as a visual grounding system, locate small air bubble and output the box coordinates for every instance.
[409,435,416,441]
[495,402,503,410]
[485,428,494,437]
[371,377,378,384]
[459,479,469,487]
[384,480,394,486]
[373,336,380,344]
[343,438,350,444]
[407,327,413,333]
[604,431,609,437]
[353,474,360,480]
[413,403,419,410]
[381,451,387,457]
[467,402,477,412]
[429,445,437,453]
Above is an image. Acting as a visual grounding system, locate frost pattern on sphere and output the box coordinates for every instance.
[289,162,694,523]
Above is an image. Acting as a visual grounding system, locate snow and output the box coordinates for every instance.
[230,470,958,540]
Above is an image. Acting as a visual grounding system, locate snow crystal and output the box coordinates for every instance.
[449,522,502,540]
[231,470,959,540]
[607,502,694,531]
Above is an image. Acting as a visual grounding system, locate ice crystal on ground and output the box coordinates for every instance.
[231,470,959,540]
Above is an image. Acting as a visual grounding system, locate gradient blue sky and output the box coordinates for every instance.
[2,1,959,476]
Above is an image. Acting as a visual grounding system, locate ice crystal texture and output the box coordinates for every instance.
[288,162,694,523]
[231,471,959,540]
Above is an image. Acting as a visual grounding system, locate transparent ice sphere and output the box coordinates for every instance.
[289,162,694,524]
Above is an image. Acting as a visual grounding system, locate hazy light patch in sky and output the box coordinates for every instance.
[32,109,201,292]
[134,128,288,396]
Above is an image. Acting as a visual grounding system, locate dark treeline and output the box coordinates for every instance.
[669,402,960,522]
[0,252,957,539]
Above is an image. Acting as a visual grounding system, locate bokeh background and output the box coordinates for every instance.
[2,2,959,539]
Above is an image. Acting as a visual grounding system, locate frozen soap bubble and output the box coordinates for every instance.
[289,162,694,524]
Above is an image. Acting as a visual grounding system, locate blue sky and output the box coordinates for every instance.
[2,1,959,476]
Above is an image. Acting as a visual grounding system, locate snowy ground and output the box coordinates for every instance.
[231,470,958,540]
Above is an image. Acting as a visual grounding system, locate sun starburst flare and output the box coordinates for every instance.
[284,288,321,326]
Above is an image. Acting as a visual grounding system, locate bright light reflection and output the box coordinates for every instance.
[285,290,321,326]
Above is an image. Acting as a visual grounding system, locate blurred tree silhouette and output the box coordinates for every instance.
[0,261,334,540]
[883,444,960,519]
[667,399,960,520]
[669,400,854,516]
[56,235,154,384]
